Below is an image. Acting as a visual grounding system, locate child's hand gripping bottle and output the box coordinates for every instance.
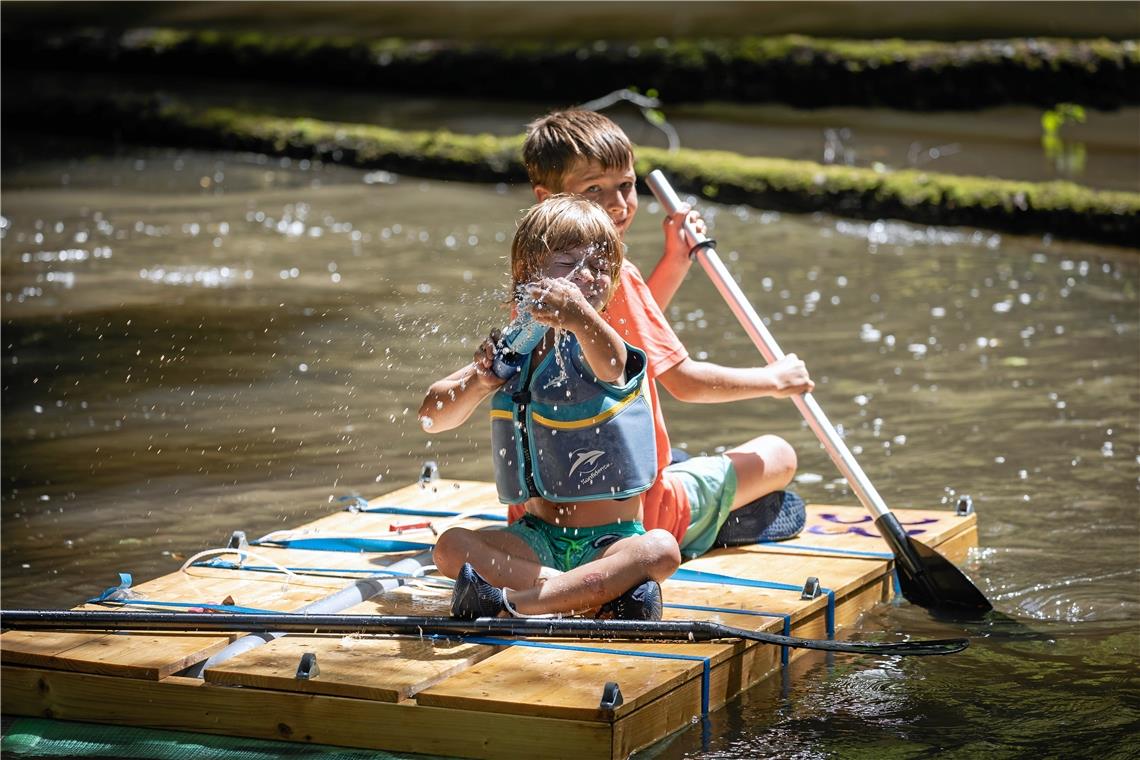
[491,302,548,380]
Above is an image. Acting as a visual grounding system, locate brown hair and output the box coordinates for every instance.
[511,195,623,305]
[522,110,634,191]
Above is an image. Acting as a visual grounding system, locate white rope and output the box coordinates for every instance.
[501,588,560,619]
[179,547,299,579]
[180,547,455,591]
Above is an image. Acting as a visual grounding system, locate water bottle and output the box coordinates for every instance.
[491,305,548,380]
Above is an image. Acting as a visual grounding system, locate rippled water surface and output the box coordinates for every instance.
[2,144,1137,757]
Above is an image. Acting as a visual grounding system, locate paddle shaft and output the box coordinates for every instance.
[0,610,967,655]
[646,171,994,615]
[646,173,896,514]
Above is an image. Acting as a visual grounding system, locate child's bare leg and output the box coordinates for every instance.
[726,434,797,510]
[433,527,551,589]
[505,529,680,615]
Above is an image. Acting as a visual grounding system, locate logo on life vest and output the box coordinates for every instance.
[569,449,606,477]
[569,449,613,486]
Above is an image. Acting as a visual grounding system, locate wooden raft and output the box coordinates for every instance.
[1,478,979,759]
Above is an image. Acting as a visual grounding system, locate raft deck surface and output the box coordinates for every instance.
[2,479,978,759]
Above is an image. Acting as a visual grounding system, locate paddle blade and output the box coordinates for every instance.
[896,535,993,617]
[874,513,992,617]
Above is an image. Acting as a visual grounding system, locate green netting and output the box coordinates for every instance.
[1,718,453,760]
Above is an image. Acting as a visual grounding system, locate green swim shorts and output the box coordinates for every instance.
[502,513,646,572]
[666,453,739,560]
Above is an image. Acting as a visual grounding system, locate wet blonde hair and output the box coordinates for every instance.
[511,195,623,307]
[523,110,634,191]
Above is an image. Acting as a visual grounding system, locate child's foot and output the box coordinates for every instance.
[714,490,806,546]
[451,562,507,619]
[597,579,663,621]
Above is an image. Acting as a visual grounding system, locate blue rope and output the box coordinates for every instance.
[93,599,279,614]
[757,541,893,559]
[91,572,135,602]
[251,537,434,553]
[345,502,507,523]
[194,559,455,586]
[458,635,712,716]
[753,542,901,603]
[664,602,793,666]
[89,571,276,613]
[670,568,836,638]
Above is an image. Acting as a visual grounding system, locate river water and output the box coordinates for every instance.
[2,142,1137,758]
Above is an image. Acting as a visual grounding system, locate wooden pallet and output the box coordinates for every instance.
[1,479,978,759]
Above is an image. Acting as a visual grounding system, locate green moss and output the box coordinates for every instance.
[14,28,1139,110]
[10,95,1139,246]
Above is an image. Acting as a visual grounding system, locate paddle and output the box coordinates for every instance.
[0,609,967,656]
[645,170,993,618]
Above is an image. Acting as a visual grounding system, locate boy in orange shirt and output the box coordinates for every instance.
[515,110,815,559]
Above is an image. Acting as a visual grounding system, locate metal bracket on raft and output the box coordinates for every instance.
[295,652,320,680]
[956,495,974,516]
[419,460,440,486]
[599,681,623,710]
[801,577,822,600]
[227,531,248,551]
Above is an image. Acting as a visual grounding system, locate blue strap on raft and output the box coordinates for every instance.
[756,541,902,598]
[342,505,508,524]
[95,599,279,614]
[758,541,892,559]
[459,635,713,716]
[194,559,455,586]
[250,536,435,553]
[89,573,277,614]
[670,568,836,638]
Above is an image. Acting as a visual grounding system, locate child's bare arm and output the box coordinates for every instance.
[418,337,505,432]
[645,203,707,309]
[658,353,814,403]
[525,278,627,383]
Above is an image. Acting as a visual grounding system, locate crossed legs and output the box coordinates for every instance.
[433,526,680,616]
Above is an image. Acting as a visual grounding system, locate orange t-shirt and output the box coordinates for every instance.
[505,261,693,542]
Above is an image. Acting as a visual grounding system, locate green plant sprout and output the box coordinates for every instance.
[1041,103,1087,177]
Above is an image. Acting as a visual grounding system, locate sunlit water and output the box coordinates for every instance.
[2,144,1137,757]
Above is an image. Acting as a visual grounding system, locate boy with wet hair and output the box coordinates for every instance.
[421,194,681,619]
[519,109,815,559]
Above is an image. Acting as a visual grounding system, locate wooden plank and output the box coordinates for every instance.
[767,504,974,557]
[2,665,614,760]
[416,640,731,721]
[205,634,498,702]
[5,632,238,680]
[0,630,107,665]
[0,629,237,680]
[611,636,785,758]
[932,523,979,564]
[613,674,703,758]
[674,548,885,610]
[0,571,348,679]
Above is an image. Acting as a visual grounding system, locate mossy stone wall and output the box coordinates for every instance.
[6,94,1136,247]
[6,29,1138,110]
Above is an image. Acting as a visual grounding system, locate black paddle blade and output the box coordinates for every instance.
[729,624,969,656]
[874,513,993,617]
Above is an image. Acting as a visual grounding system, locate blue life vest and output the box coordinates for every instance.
[489,334,657,504]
